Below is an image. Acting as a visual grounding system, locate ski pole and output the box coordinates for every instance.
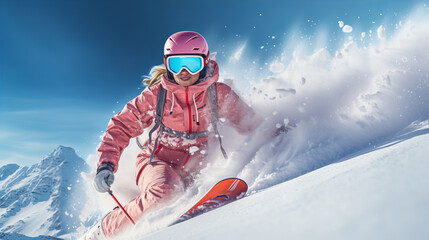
[107,189,135,225]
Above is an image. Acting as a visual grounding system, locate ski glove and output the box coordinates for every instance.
[94,162,115,193]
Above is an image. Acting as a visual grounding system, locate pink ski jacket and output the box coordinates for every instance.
[97,60,261,183]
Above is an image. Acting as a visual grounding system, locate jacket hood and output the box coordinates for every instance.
[161,60,219,95]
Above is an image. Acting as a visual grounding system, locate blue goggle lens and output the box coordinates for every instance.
[167,56,204,75]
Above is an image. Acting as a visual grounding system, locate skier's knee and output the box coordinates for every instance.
[147,181,183,200]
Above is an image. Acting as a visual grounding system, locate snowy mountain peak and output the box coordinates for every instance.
[39,145,86,169]
[49,145,77,158]
[0,146,93,238]
[0,164,19,181]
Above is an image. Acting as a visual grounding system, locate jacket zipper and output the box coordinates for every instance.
[185,87,192,132]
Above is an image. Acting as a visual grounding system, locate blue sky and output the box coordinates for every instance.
[1,0,427,166]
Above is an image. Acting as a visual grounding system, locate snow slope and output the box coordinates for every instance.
[127,121,429,240]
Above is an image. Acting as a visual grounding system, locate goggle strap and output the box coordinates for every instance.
[203,52,210,66]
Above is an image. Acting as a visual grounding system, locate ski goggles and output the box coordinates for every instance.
[165,55,206,75]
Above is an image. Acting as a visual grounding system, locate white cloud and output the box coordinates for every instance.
[269,61,285,73]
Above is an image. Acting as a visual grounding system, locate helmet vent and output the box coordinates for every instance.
[166,48,171,51]
[169,37,177,45]
[193,48,200,50]
[185,36,198,44]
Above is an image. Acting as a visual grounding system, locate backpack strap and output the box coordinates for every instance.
[148,85,168,164]
[207,83,228,159]
[135,85,167,165]
[148,85,167,145]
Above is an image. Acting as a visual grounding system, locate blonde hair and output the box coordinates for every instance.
[143,65,167,87]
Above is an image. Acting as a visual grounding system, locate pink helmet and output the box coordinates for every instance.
[164,31,209,57]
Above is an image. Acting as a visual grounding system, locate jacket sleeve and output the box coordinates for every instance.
[97,87,158,172]
[217,83,263,134]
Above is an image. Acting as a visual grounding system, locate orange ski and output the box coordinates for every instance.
[172,178,248,225]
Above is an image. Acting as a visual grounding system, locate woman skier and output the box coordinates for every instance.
[84,31,266,239]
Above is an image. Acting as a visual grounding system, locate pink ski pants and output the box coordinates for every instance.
[102,160,184,237]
